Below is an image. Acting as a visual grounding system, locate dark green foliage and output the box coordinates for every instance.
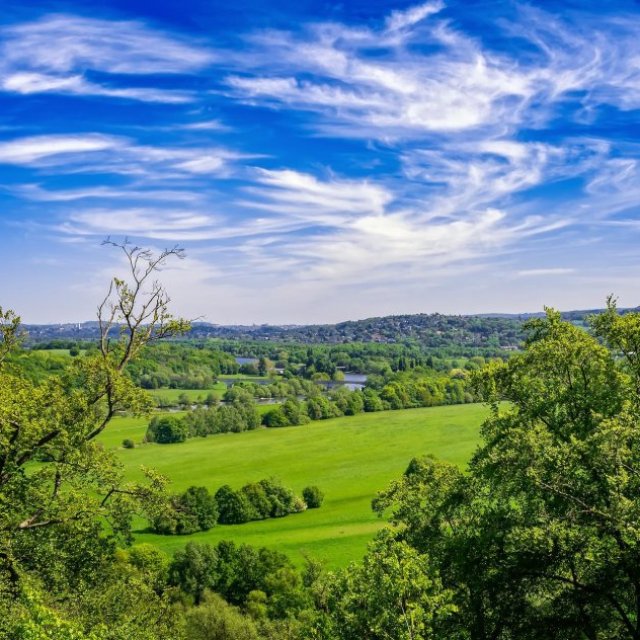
[169,542,219,605]
[152,486,218,535]
[125,342,239,390]
[215,485,254,524]
[241,483,273,519]
[181,486,219,531]
[302,486,324,509]
[122,438,135,449]
[262,406,290,427]
[216,479,304,525]
[168,540,296,615]
[180,394,261,437]
[146,415,188,444]
[257,478,305,518]
[305,396,341,420]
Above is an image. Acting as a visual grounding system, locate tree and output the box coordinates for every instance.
[185,591,260,640]
[0,240,189,634]
[215,486,254,524]
[314,532,455,640]
[146,415,189,444]
[361,307,640,640]
[262,407,290,428]
[169,542,219,605]
[180,486,219,532]
[302,486,324,509]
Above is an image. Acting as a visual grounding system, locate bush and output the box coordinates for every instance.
[262,407,290,428]
[215,485,255,524]
[122,438,135,449]
[152,486,218,535]
[302,486,324,509]
[146,415,188,444]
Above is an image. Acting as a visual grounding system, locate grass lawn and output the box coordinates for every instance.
[111,403,488,568]
[97,412,187,449]
[151,385,227,405]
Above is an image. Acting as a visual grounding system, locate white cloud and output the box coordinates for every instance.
[0,14,213,102]
[385,1,445,32]
[2,14,212,74]
[224,3,640,139]
[12,184,202,203]
[181,119,228,131]
[0,133,241,178]
[174,156,225,174]
[0,134,123,164]
[1,71,193,103]
[244,168,392,220]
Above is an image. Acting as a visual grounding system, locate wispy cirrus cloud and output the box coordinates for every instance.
[0,14,213,103]
[0,132,245,178]
[517,268,576,277]
[224,2,640,141]
[0,134,122,164]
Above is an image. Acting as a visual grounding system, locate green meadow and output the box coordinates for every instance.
[151,385,227,405]
[105,404,488,567]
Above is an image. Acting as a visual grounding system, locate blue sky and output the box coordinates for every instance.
[1,0,639,323]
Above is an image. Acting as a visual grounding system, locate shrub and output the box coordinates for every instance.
[122,438,135,449]
[262,407,290,428]
[146,415,188,444]
[302,486,324,509]
[152,486,218,535]
[215,485,254,524]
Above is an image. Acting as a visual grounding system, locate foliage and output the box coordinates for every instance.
[153,486,218,535]
[185,591,260,640]
[327,306,640,640]
[313,533,456,640]
[302,486,323,509]
[214,479,305,526]
[146,415,189,444]
[0,241,188,638]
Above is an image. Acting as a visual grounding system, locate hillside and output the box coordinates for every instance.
[23,307,637,347]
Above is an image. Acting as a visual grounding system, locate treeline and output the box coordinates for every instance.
[214,340,510,378]
[126,342,239,389]
[183,312,527,347]
[16,337,508,388]
[151,479,321,535]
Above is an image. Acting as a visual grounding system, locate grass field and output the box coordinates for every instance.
[97,412,188,448]
[108,404,488,568]
[151,385,227,405]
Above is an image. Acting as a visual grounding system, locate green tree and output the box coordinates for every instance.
[363,307,640,639]
[146,415,189,444]
[215,486,254,524]
[169,542,219,605]
[314,533,455,640]
[0,241,189,635]
[185,591,260,640]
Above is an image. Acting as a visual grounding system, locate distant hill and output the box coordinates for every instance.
[22,307,639,348]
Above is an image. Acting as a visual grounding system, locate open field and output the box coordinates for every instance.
[151,385,227,405]
[97,412,189,449]
[110,404,489,567]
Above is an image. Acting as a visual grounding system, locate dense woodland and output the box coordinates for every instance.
[3,247,640,639]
